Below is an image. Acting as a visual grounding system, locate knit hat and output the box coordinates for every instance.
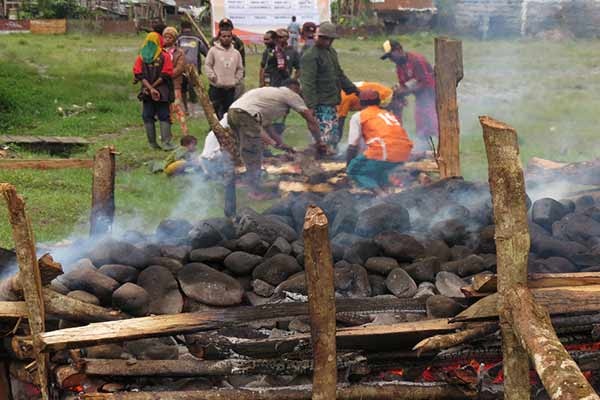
[163,26,179,38]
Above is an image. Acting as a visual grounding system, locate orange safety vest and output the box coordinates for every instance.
[360,106,413,163]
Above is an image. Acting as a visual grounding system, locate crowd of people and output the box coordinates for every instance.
[132,17,439,198]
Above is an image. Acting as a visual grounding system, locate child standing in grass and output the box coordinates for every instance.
[133,32,176,150]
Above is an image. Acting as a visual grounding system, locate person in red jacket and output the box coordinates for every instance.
[133,32,176,150]
[381,39,438,150]
[346,89,413,195]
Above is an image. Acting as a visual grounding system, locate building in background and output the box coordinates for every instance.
[371,0,437,33]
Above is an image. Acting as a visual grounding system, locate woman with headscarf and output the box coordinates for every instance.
[133,32,176,150]
[162,26,188,136]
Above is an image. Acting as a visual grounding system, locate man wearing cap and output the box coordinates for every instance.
[381,40,438,149]
[300,21,317,55]
[346,89,413,195]
[211,18,246,68]
[300,21,358,151]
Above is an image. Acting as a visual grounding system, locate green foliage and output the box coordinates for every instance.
[21,0,89,18]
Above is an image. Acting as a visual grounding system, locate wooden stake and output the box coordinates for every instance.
[0,183,50,400]
[435,37,463,178]
[480,116,530,399]
[303,205,336,400]
[412,323,497,355]
[90,146,116,236]
[506,286,600,400]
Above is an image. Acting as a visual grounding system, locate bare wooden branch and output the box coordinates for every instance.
[79,382,478,400]
[480,116,530,398]
[0,183,50,400]
[412,323,497,355]
[0,159,94,170]
[506,286,600,400]
[435,37,463,178]
[304,205,336,400]
[90,146,116,236]
[186,65,241,166]
[454,285,600,321]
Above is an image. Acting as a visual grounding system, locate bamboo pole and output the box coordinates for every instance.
[0,183,50,400]
[480,116,530,399]
[303,205,337,400]
[435,37,463,178]
[90,146,116,236]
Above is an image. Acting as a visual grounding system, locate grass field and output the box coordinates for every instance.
[1,32,600,247]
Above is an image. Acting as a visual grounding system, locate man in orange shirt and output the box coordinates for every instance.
[346,89,413,195]
[337,81,393,140]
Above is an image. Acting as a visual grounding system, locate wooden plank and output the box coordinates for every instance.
[435,37,463,179]
[37,297,427,353]
[0,159,94,170]
[472,272,600,293]
[0,183,50,400]
[30,19,67,34]
[0,301,27,318]
[303,206,336,400]
[454,285,600,322]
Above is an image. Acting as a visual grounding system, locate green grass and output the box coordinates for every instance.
[1,33,600,247]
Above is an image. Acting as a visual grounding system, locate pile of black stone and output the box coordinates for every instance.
[49,178,600,324]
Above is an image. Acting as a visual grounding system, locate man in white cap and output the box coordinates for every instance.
[300,21,358,152]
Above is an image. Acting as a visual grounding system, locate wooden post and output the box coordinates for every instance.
[303,205,336,400]
[90,146,116,236]
[435,37,463,178]
[506,286,600,400]
[0,183,50,400]
[480,116,530,399]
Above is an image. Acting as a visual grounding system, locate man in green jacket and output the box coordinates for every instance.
[300,22,358,151]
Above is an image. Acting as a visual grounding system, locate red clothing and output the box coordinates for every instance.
[395,52,438,138]
[133,52,174,77]
[395,52,435,90]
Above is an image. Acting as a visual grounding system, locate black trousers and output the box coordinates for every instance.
[209,85,236,119]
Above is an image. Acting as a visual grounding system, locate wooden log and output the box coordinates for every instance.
[186,65,241,166]
[0,253,63,301]
[435,37,463,179]
[0,301,27,318]
[187,319,461,360]
[0,183,50,400]
[0,159,94,170]
[412,323,497,355]
[480,116,530,399]
[526,158,600,186]
[506,286,600,400]
[471,272,600,293]
[303,205,336,400]
[79,382,478,400]
[36,297,427,353]
[90,146,116,236]
[72,354,357,379]
[43,288,129,323]
[455,285,600,321]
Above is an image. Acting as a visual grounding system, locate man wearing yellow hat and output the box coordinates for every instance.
[346,89,413,195]
[381,39,438,149]
[337,81,393,139]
